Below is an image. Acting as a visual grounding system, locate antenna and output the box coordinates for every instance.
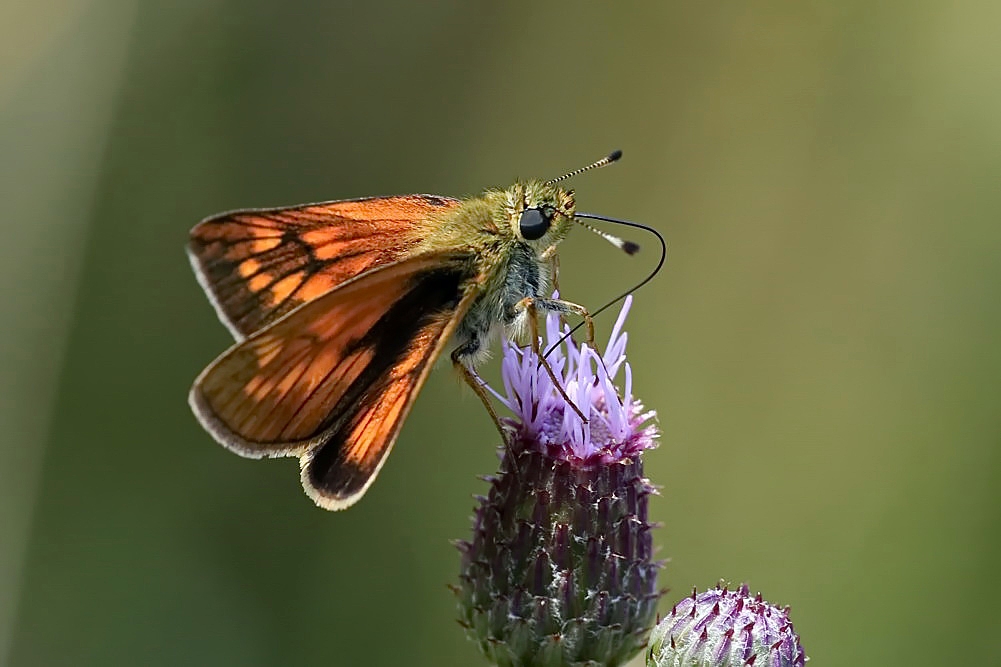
[546,149,623,185]
[574,217,640,255]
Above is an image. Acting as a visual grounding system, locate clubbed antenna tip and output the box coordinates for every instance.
[546,149,624,184]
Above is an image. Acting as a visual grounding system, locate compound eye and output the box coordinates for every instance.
[519,207,552,240]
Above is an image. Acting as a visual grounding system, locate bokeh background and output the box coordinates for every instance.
[3,2,999,665]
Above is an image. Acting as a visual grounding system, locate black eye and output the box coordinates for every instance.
[519,207,552,240]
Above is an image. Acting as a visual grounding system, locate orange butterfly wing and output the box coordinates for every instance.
[187,195,460,338]
[189,251,479,510]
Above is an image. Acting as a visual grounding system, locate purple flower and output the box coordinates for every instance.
[490,295,658,464]
[647,583,808,667]
[456,297,662,666]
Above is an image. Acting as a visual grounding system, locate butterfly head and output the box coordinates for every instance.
[503,150,624,252]
[507,181,577,250]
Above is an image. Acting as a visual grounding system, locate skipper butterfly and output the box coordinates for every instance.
[188,151,643,510]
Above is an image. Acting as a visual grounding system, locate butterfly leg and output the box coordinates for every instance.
[450,348,507,437]
[451,352,524,469]
[514,297,590,424]
[529,297,596,347]
[541,245,561,292]
[532,297,624,408]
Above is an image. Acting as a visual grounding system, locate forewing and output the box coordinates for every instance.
[188,194,460,338]
[190,251,479,509]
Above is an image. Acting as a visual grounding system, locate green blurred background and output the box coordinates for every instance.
[3,2,999,665]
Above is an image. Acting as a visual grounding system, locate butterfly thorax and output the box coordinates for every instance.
[430,181,575,366]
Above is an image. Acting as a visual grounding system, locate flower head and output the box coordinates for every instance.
[456,296,662,666]
[647,583,807,667]
[491,295,658,464]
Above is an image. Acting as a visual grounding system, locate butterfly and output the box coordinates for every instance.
[188,150,644,510]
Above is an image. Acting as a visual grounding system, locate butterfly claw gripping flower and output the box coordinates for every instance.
[456,296,662,667]
[647,583,807,667]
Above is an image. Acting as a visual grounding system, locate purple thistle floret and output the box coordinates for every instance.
[456,296,662,667]
[490,295,658,463]
[647,584,807,667]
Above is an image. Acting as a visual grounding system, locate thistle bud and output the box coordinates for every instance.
[647,584,807,667]
[456,297,662,666]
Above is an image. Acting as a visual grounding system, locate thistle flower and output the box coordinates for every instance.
[647,584,807,667]
[455,296,662,666]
